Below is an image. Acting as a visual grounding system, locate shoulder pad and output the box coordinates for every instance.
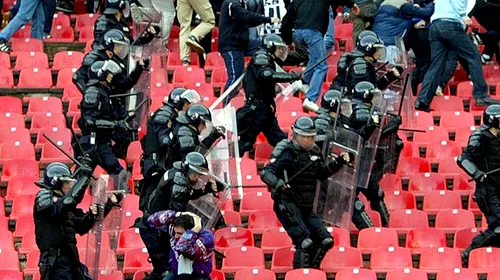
[337,53,352,70]
[176,113,190,124]
[82,51,102,66]
[254,51,271,67]
[178,125,196,137]
[351,58,369,76]
[270,139,292,160]
[153,108,175,125]
[178,126,197,151]
[173,171,189,187]
[352,105,371,123]
[315,113,332,134]
[83,87,101,105]
[35,189,53,212]
[95,16,110,32]
[468,127,485,147]
[172,172,190,198]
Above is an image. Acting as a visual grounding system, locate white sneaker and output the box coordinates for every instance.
[435,86,443,96]
[303,98,319,112]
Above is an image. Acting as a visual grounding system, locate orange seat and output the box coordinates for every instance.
[405,228,447,253]
[14,52,49,70]
[234,268,276,280]
[261,228,293,254]
[422,190,462,213]
[388,209,429,234]
[320,246,362,273]
[385,191,416,212]
[370,246,412,273]
[18,68,53,88]
[221,246,265,273]
[408,173,447,196]
[436,268,479,280]
[214,227,254,253]
[52,51,84,70]
[357,227,399,254]
[285,269,327,280]
[419,247,462,273]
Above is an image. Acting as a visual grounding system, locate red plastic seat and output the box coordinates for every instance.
[455,126,477,146]
[166,52,199,70]
[221,210,241,227]
[172,66,206,86]
[12,25,31,39]
[409,173,447,196]
[413,126,449,147]
[0,127,30,144]
[51,12,71,27]
[326,66,338,82]
[0,52,10,69]
[325,226,350,247]
[5,177,39,201]
[430,95,464,112]
[436,268,479,280]
[422,190,462,213]
[456,81,474,100]
[166,38,180,53]
[254,142,273,164]
[0,68,14,88]
[30,112,66,133]
[426,140,463,161]
[388,209,429,234]
[211,269,226,280]
[10,194,36,219]
[215,227,254,253]
[487,268,500,280]
[411,111,435,130]
[56,67,78,88]
[239,191,273,216]
[10,38,43,57]
[184,82,214,97]
[320,246,362,273]
[18,68,53,88]
[335,23,353,39]
[277,112,309,134]
[248,210,281,234]
[0,113,24,129]
[205,52,225,72]
[67,97,82,117]
[234,268,276,280]
[386,268,428,280]
[436,209,476,233]
[77,25,94,42]
[24,250,40,274]
[75,13,99,31]
[469,247,500,273]
[285,269,326,280]
[39,141,74,164]
[385,191,416,212]
[400,140,419,158]
[210,68,228,88]
[117,228,145,254]
[79,248,117,271]
[35,127,72,149]
[126,141,143,165]
[76,232,111,250]
[453,174,476,195]
[396,157,431,176]
[0,249,20,271]
[406,228,447,253]
[379,174,402,193]
[122,194,139,212]
[357,227,399,254]
[120,210,142,229]
[440,111,475,132]
[1,159,38,183]
[454,228,480,250]
[0,270,23,279]
[275,96,304,113]
[149,67,168,85]
[52,51,84,70]
[0,141,35,164]
[271,246,294,273]
[13,214,34,238]
[19,231,37,254]
[14,52,49,70]
[62,83,82,102]
[438,157,467,177]
[261,228,292,254]
[335,268,376,280]
[46,25,75,42]
[27,97,64,116]
[420,247,462,273]
[370,246,412,273]
[221,246,265,273]
[0,97,22,115]
[0,230,14,250]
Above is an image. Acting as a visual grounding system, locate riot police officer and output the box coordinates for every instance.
[139,88,201,212]
[237,34,302,156]
[78,60,130,191]
[314,90,352,135]
[458,105,500,267]
[166,103,225,168]
[34,162,120,280]
[136,152,223,280]
[261,116,351,269]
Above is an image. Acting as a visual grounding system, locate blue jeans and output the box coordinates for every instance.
[0,0,44,41]
[43,0,55,35]
[294,29,328,102]
[324,8,335,52]
[416,20,487,106]
[221,39,260,106]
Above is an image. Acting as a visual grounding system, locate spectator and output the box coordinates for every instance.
[43,0,56,38]
[469,0,500,64]
[350,0,382,43]
[324,7,335,52]
[414,0,498,112]
[372,0,434,64]
[177,0,215,65]
[218,0,278,106]
[148,211,214,280]
[0,0,45,51]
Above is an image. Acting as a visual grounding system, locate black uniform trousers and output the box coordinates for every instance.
[39,248,91,280]
[79,135,124,176]
[139,227,171,276]
[475,183,500,232]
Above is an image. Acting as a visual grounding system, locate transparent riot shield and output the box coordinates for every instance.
[314,127,363,228]
[130,0,176,45]
[186,186,231,229]
[85,175,124,278]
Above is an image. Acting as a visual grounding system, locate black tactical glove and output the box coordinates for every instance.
[272,179,289,198]
[108,192,124,207]
[78,155,93,168]
[386,66,403,82]
[290,71,302,80]
[140,58,151,71]
[474,170,487,184]
[114,119,130,130]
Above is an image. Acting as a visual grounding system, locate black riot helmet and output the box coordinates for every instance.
[88,60,122,83]
[292,116,317,151]
[182,152,209,175]
[185,103,213,131]
[356,34,386,61]
[262,34,289,62]
[104,0,130,17]
[484,104,500,128]
[353,81,377,104]
[103,29,130,60]
[41,162,76,190]
[321,90,343,113]
[164,87,202,110]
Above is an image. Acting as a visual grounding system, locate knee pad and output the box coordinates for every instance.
[301,238,314,251]
[321,237,334,249]
[494,226,500,234]
[354,199,365,211]
[377,189,385,199]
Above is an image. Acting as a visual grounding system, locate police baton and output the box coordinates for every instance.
[42,134,98,180]
[109,92,139,99]
[126,96,150,121]
[284,156,321,185]
[210,74,245,110]
[62,111,86,158]
[302,53,333,76]
[467,167,500,182]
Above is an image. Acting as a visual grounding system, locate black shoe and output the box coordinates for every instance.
[0,39,11,53]
[414,100,431,112]
[470,32,483,48]
[186,35,205,54]
[475,96,500,106]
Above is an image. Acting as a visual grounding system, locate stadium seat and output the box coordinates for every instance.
[335,268,376,280]
[27,96,64,117]
[370,246,412,273]
[436,268,479,280]
[210,68,228,88]
[275,96,304,113]
[357,227,399,254]
[0,270,22,279]
[400,140,419,158]
[440,111,475,132]
[261,228,293,254]
[149,67,168,85]
[413,126,449,147]
[277,112,309,134]
[396,158,431,176]
[56,67,78,88]
[77,25,95,42]
[325,226,350,248]
[30,112,66,133]
[234,268,276,280]
[35,127,72,149]
[12,25,31,39]
[430,95,464,111]
[454,228,480,251]
[248,210,282,234]
[122,194,139,212]
[126,141,143,164]
[120,210,142,229]
[0,97,22,114]
[221,210,241,227]
[211,269,226,280]
[419,247,462,273]
[221,246,265,273]
[0,52,9,69]
[409,172,447,196]
[0,217,7,231]
[453,174,476,195]
[75,13,99,31]
[0,68,13,88]
[62,84,82,102]
[335,23,353,39]
[10,38,43,57]
[320,246,363,273]
[0,127,30,144]
[10,194,36,219]
[13,214,34,237]
[422,190,462,213]
[0,141,35,164]
[487,268,500,280]
[385,191,416,212]
[204,52,225,72]
[19,231,37,254]
[0,230,14,250]
[285,269,327,280]
[24,250,40,274]
[437,157,466,177]
[0,113,24,129]
[117,228,145,254]
[166,38,180,52]
[411,111,435,130]
[18,68,53,88]
[39,141,74,164]
[76,232,111,250]
[0,248,21,271]
[172,67,206,86]
[426,140,463,161]
[469,247,500,273]
[166,52,199,70]
[52,51,84,70]
[46,25,75,42]
[239,191,273,216]
[79,248,117,271]
[215,227,254,253]
[386,268,428,280]
[5,177,39,201]
[184,82,215,97]
[435,209,476,233]
[326,66,338,82]
[51,12,70,27]
[406,228,447,253]
[1,159,38,183]
[14,52,49,70]
[455,126,477,146]
[388,209,429,234]
[271,246,295,273]
[123,248,153,274]
[67,97,82,117]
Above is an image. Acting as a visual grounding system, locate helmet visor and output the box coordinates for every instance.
[103,59,123,75]
[182,89,202,104]
[122,1,130,18]
[275,45,289,62]
[188,164,209,176]
[293,127,317,137]
[113,40,130,60]
[374,44,386,61]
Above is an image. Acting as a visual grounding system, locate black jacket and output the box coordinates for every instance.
[218,0,272,53]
